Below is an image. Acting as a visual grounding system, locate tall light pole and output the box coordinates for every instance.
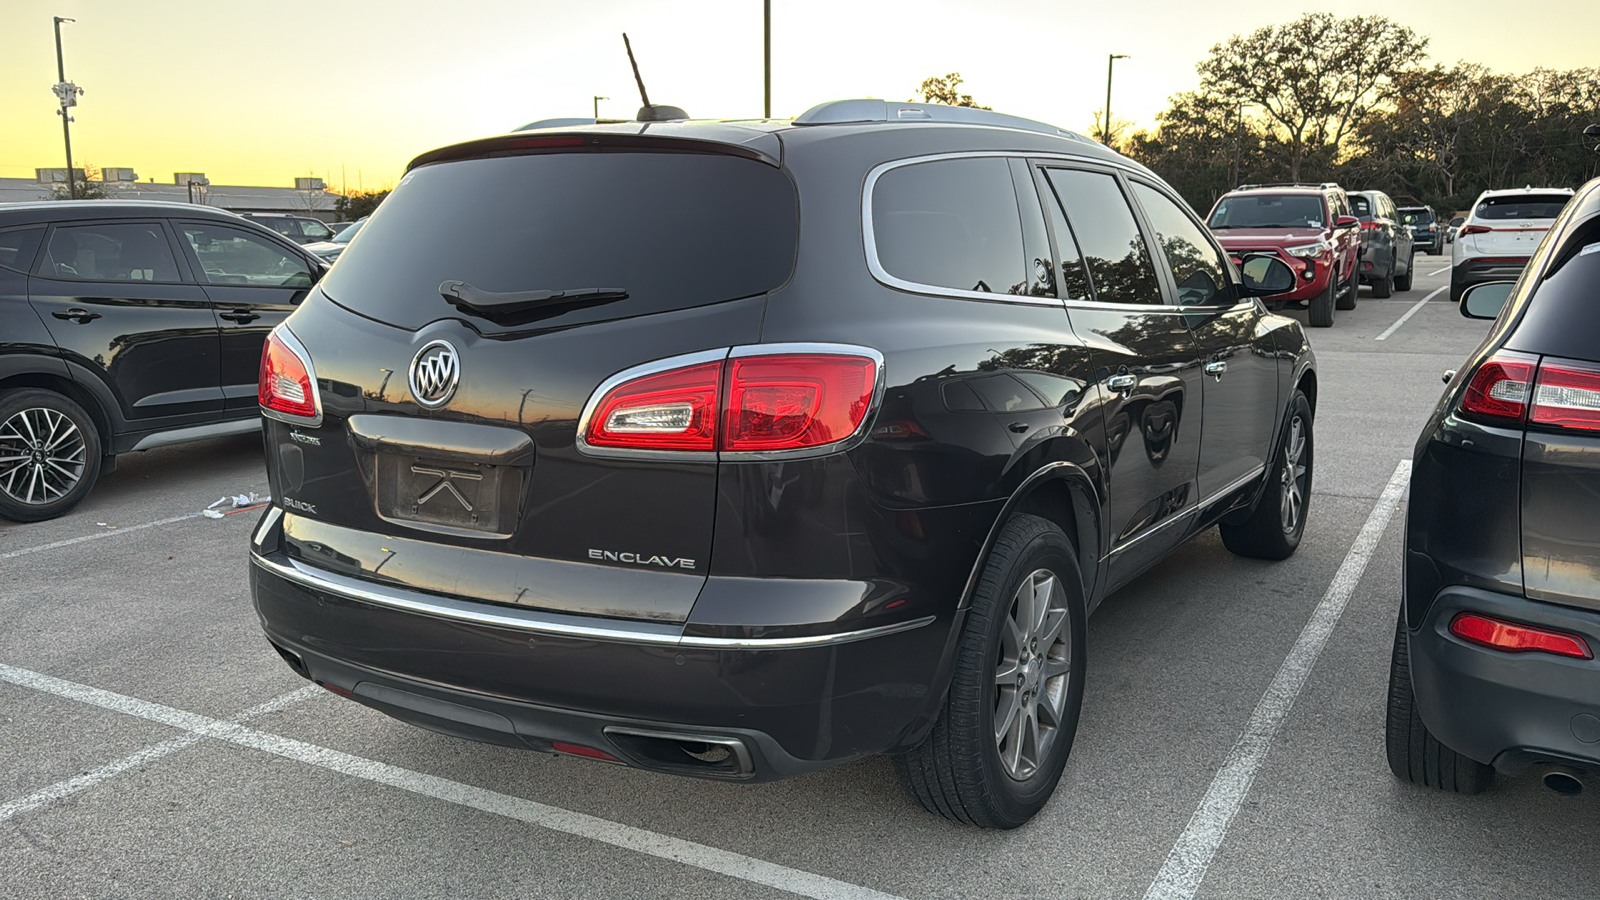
[593,95,607,119]
[1103,53,1128,147]
[763,0,771,118]
[52,16,82,200]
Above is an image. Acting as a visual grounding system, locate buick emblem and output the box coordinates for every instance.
[409,340,460,408]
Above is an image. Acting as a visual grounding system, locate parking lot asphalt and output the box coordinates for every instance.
[5,259,1598,900]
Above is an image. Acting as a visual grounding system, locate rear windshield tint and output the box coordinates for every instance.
[321,152,798,331]
[1350,196,1372,217]
[1400,208,1435,225]
[1476,195,1571,221]
[1207,195,1325,229]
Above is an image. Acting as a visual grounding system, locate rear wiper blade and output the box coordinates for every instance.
[440,280,629,316]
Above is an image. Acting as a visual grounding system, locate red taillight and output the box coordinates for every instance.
[581,350,879,455]
[1450,613,1593,659]
[259,330,319,421]
[723,354,876,452]
[1459,353,1535,424]
[584,361,722,452]
[1531,361,1600,432]
[1360,220,1380,230]
[1458,224,1493,236]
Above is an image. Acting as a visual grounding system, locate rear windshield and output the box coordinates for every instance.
[1399,208,1434,225]
[1349,195,1372,217]
[321,152,798,331]
[1208,195,1325,230]
[1476,195,1571,221]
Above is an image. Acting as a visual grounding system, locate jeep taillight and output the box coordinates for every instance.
[259,329,321,424]
[580,347,880,456]
[1530,361,1600,432]
[1458,352,1535,424]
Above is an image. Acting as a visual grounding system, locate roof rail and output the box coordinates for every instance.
[1236,182,1343,191]
[794,99,1096,144]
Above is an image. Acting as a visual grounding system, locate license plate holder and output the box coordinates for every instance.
[374,452,517,536]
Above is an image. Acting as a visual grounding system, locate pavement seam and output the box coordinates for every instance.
[1142,460,1412,900]
[0,512,203,562]
[0,683,323,824]
[0,663,905,900]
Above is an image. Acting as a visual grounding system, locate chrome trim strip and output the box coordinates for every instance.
[1110,506,1198,556]
[573,348,730,462]
[260,324,324,428]
[129,417,260,451]
[251,552,934,649]
[1197,465,1268,511]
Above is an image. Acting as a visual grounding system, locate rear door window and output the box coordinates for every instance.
[40,222,182,283]
[1043,169,1163,305]
[871,157,1027,296]
[322,152,798,331]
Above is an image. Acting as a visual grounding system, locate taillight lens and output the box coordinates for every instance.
[1459,353,1535,424]
[1450,613,1593,659]
[584,361,722,451]
[581,349,879,455]
[1530,361,1600,432]
[723,354,876,452]
[1458,224,1493,236]
[259,330,320,422]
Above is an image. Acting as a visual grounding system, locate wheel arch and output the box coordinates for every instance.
[0,361,114,452]
[959,461,1103,611]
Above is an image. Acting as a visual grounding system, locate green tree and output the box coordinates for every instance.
[914,73,989,109]
[335,189,390,221]
[48,162,112,201]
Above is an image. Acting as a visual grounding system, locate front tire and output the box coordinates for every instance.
[1385,612,1492,793]
[897,514,1087,828]
[0,389,103,523]
[1220,389,1311,560]
[1309,272,1336,327]
[1372,252,1395,298]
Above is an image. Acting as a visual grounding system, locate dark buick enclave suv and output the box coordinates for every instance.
[1388,176,1600,796]
[249,100,1317,827]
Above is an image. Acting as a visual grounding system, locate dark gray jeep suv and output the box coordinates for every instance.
[248,100,1317,827]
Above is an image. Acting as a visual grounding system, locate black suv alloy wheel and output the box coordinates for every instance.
[0,389,101,522]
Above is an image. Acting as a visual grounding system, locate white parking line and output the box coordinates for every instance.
[0,684,322,824]
[0,664,904,900]
[1375,286,1448,341]
[0,512,201,562]
[1142,460,1411,900]
[1427,265,1450,276]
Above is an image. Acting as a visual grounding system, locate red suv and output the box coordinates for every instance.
[1205,183,1362,327]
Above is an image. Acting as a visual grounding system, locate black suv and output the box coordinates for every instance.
[248,100,1317,827]
[1399,204,1443,255]
[0,201,327,521]
[1387,176,1600,795]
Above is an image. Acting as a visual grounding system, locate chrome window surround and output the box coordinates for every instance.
[259,323,324,428]
[252,551,934,650]
[573,342,887,462]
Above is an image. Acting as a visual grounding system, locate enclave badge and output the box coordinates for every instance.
[409,340,460,408]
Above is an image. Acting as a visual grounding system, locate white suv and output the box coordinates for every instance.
[1450,187,1574,301]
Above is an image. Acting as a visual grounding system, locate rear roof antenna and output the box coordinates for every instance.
[623,33,688,122]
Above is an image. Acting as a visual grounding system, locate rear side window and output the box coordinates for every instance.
[0,227,44,273]
[323,152,798,331]
[872,157,1026,296]
[1477,195,1571,220]
[42,222,181,283]
[1132,182,1235,307]
[1044,169,1162,306]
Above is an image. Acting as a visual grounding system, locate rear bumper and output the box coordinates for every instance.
[1408,585,1600,774]
[1450,257,1529,301]
[249,549,955,781]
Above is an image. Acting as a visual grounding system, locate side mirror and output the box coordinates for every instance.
[1335,215,1359,229]
[1460,282,1514,320]
[1239,254,1296,297]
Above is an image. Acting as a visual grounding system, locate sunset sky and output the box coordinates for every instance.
[2,0,1596,190]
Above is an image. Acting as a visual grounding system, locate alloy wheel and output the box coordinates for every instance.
[1279,415,1309,534]
[994,568,1073,780]
[0,407,87,506]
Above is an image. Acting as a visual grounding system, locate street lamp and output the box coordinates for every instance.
[593,95,607,119]
[1103,53,1129,146]
[52,16,83,200]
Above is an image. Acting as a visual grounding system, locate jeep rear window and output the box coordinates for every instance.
[1476,195,1571,220]
[320,152,798,331]
[1207,196,1325,229]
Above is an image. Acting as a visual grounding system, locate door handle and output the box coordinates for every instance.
[51,308,101,324]
[1008,422,1030,434]
[1204,360,1227,379]
[1106,374,1136,393]
[218,309,260,323]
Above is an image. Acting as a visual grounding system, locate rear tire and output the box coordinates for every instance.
[1309,272,1336,327]
[1395,248,1414,292]
[1372,253,1395,298]
[1220,389,1311,560]
[0,389,103,523]
[1385,612,1493,793]
[896,514,1087,828]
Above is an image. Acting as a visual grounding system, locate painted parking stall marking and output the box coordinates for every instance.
[1143,460,1411,900]
[0,663,905,900]
[1375,286,1448,341]
[0,512,203,562]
